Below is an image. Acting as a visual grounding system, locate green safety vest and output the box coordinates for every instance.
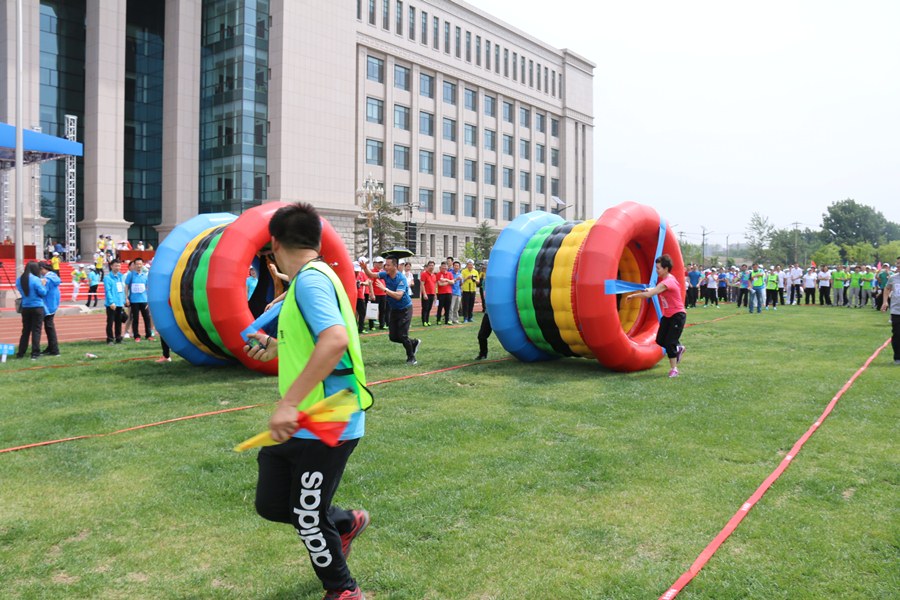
[751,270,764,287]
[766,273,778,290]
[277,260,373,414]
[849,272,861,287]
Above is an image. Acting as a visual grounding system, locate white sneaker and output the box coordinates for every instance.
[123,332,132,338]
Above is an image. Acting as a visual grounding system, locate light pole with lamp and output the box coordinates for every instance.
[356,173,384,263]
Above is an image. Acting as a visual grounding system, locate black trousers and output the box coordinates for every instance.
[376,295,387,328]
[819,287,832,305]
[17,306,44,358]
[130,302,152,338]
[42,313,59,354]
[86,284,99,306]
[686,286,698,307]
[160,336,170,359]
[355,298,366,333]
[790,284,802,304]
[106,306,124,342]
[766,289,778,306]
[436,293,451,323]
[892,314,900,361]
[462,290,476,320]
[737,288,749,308]
[804,288,816,304]
[256,437,360,592]
[389,305,415,358]
[656,312,686,359]
[421,295,434,325]
[778,288,785,304]
[479,285,486,312]
[477,312,493,357]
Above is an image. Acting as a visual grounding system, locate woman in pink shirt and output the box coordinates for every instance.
[627,254,687,377]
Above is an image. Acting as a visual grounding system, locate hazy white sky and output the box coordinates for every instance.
[473,0,900,246]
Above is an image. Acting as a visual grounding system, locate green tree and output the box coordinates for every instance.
[821,199,898,247]
[473,221,498,260]
[811,242,841,267]
[356,196,404,258]
[745,212,774,262]
[842,242,876,266]
[877,240,900,263]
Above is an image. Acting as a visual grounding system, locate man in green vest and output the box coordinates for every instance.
[244,202,371,600]
[749,264,765,313]
[860,266,876,308]
[764,265,779,310]
[847,266,862,308]
[831,266,846,307]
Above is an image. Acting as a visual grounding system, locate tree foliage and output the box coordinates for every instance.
[472,221,498,260]
[356,197,404,258]
[811,242,841,267]
[841,242,876,266]
[745,212,774,262]
[821,199,898,247]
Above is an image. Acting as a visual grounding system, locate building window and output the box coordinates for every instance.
[484,129,496,152]
[419,149,434,174]
[520,202,530,215]
[455,26,461,58]
[444,22,450,53]
[442,154,456,178]
[419,111,434,136]
[484,197,496,220]
[464,124,477,147]
[520,107,530,128]
[476,36,481,66]
[520,171,530,191]
[433,16,440,49]
[465,31,471,62]
[464,194,476,217]
[394,64,410,91]
[512,52,518,81]
[551,148,559,167]
[366,139,383,165]
[529,60,534,87]
[394,104,410,130]
[544,66,549,93]
[519,139,530,160]
[464,88,477,111]
[551,178,559,196]
[420,188,434,212]
[395,0,403,34]
[521,56,526,82]
[502,101,513,123]
[536,143,545,164]
[552,71,556,96]
[421,11,427,44]
[408,6,415,40]
[536,62,541,91]
[535,174,545,194]
[443,191,456,215]
[464,159,477,182]
[502,134,514,156]
[484,163,496,185]
[484,95,496,118]
[503,200,513,221]
[366,56,384,82]
[394,144,410,170]
[420,73,434,98]
[368,0,376,25]
[393,184,410,206]
[551,118,559,137]
[383,0,390,29]
[495,45,501,73]
[366,97,384,124]
[504,48,509,77]
[535,113,545,133]
[442,117,456,142]
[443,81,456,105]
[485,40,491,70]
[502,167,513,189]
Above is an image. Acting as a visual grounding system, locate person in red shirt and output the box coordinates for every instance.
[419,260,437,326]
[369,256,387,330]
[354,262,370,334]
[626,254,687,378]
[435,262,454,325]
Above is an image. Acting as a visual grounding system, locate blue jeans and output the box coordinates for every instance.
[750,286,765,313]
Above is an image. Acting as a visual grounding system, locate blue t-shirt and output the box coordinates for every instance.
[42,271,61,314]
[125,271,149,303]
[246,275,258,299]
[292,268,364,440]
[450,268,462,296]
[718,273,727,288]
[688,270,702,287]
[740,272,751,289]
[378,271,413,310]
[15,273,47,309]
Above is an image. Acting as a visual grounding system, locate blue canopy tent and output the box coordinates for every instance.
[0,122,83,169]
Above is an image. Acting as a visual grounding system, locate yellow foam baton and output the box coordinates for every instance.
[234,388,359,451]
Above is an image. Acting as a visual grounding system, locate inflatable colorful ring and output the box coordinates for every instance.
[485,201,684,372]
[148,202,355,375]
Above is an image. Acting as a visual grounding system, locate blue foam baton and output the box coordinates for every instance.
[240,301,283,343]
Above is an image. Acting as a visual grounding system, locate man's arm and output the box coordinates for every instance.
[881,284,892,312]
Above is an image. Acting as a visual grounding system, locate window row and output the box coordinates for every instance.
[358,0,564,98]
[366,55,560,136]
[385,187,547,222]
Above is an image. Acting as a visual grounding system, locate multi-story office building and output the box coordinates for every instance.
[0,0,593,260]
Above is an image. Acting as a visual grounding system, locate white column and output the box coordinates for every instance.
[157,0,201,241]
[80,0,131,245]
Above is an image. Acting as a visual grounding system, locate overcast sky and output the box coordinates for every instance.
[473,0,900,247]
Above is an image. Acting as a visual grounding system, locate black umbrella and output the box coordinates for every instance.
[381,247,414,260]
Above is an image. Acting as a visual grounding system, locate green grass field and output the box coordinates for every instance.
[0,305,897,599]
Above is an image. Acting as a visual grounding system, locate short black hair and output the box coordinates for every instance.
[655,254,673,270]
[269,202,322,250]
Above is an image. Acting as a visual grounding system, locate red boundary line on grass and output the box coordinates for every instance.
[658,337,892,600]
[0,358,511,455]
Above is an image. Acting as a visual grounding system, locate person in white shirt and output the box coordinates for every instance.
[789,264,804,305]
[776,265,786,305]
[802,268,818,304]
[704,270,719,307]
[816,265,832,305]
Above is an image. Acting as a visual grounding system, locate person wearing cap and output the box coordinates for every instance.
[789,263,804,305]
[703,269,718,307]
[816,265,832,306]
[50,252,61,274]
[880,256,900,364]
[38,261,62,356]
[460,259,480,322]
[449,260,464,323]
[361,256,421,365]
[15,262,47,359]
[369,257,387,330]
[802,267,817,305]
[85,266,101,307]
[70,264,86,302]
[764,266,778,310]
[419,260,437,326]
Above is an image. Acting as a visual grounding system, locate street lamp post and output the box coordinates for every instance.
[356,173,383,263]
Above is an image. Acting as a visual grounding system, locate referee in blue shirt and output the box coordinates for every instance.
[361,256,421,365]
